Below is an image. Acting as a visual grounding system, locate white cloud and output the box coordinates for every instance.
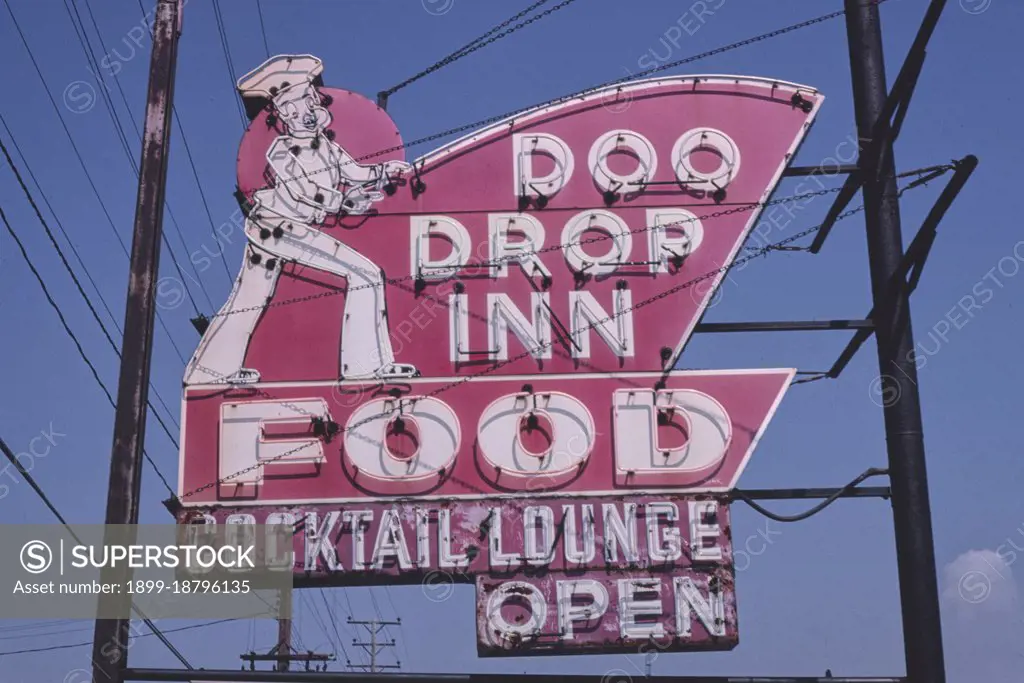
[941,549,1018,620]
[941,549,1023,683]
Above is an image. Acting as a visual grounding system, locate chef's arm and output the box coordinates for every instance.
[267,142,344,212]
[334,148,383,184]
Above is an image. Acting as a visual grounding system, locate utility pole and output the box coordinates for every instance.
[844,2,946,683]
[347,618,401,674]
[239,589,335,673]
[91,2,182,683]
[276,590,291,672]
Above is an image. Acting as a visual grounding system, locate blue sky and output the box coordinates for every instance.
[0,0,1022,680]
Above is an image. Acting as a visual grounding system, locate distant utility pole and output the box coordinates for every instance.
[346,617,402,673]
[239,593,335,673]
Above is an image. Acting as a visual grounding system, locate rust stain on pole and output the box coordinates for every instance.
[92,2,182,682]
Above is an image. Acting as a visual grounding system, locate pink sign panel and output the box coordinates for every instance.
[475,567,737,656]
[185,66,822,388]
[181,495,732,584]
[176,53,820,655]
[176,370,793,506]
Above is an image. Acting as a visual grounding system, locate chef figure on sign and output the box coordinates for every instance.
[185,55,418,385]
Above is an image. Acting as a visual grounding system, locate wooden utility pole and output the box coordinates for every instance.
[91,2,182,682]
[239,592,335,673]
[347,618,401,674]
[276,591,291,672]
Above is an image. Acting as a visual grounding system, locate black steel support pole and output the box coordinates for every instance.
[92,2,181,683]
[844,2,946,683]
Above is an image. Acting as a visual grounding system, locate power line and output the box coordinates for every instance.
[123,0,236,287]
[0,115,182,429]
[318,589,352,664]
[378,0,578,103]
[0,121,183,444]
[76,0,225,309]
[0,435,192,667]
[0,624,100,641]
[285,4,876,191]
[61,0,138,173]
[0,616,239,657]
[256,0,271,58]
[0,620,78,634]
[170,105,236,284]
[0,197,176,496]
[0,115,121,342]
[1,0,196,364]
[212,0,248,128]
[380,588,409,665]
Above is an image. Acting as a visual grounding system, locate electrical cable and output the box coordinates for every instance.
[0,198,176,495]
[381,588,409,666]
[0,122,183,442]
[77,0,223,310]
[380,0,578,100]
[212,0,249,128]
[18,0,207,328]
[0,115,121,343]
[732,468,890,522]
[1,0,199,363]
[300,592,329,655]
[319,589,352,663]
[281,3,886,193]
[125,0,235,287]
[256,0,271,59]
[0,435,193,667]
[0,616,240,657]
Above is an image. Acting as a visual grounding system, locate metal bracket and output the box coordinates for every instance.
[827,156,978,379]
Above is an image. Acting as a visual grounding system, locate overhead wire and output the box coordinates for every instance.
[0,614,239,657]
[127,0,236,286]
[0,122,183,442]
[300,592,330,655]
[256,0,271,59]
[0,198,176,496]
[46,0,210,331]
[0,435,191,667]
[0,116,120,342]
[212,0,249,128]
[282,3,885,193]
[73,0,226,308]
[319,589,352,664]
[379,0,578,101]
[1,0,195,366]
[381,588,409,665]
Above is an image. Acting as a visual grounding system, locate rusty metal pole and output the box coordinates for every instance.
[92,2,182,682]
[844,1,947,682]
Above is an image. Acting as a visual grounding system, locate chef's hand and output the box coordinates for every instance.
[381,160,413,177]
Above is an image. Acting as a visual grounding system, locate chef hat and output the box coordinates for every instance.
[236,54,323,103]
